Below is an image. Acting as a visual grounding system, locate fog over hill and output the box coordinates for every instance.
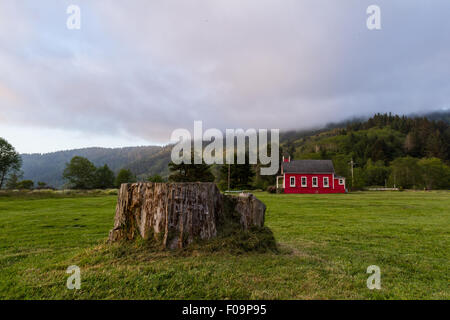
[20,111,449,188]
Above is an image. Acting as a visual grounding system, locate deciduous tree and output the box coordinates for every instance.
[115,168,136,187]
[63,156,97,189]
[0,138,21,189]
[17,180,34,190]
[418,158,450,190]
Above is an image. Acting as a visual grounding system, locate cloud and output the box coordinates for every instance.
[0,0,449,151]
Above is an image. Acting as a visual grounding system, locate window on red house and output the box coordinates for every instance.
[290,176,295,187]
[312,177,318,187]
[301,177,307,187]
[323,177,329,187]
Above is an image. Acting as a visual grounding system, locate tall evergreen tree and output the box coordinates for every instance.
[168,154,215,182]
[425,130,446,158]
[219,158,254,190]
[370,139,388,163]
[94,164,115,189]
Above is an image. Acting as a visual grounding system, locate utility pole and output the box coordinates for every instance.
[350,158,354,187]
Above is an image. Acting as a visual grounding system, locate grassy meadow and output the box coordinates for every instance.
[0,190,448,299]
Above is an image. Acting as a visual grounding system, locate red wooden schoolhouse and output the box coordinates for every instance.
[277,156,346,194]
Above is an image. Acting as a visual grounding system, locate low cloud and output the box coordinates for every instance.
[0,0,449,149]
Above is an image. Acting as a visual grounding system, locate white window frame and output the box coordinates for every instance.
[323,177,329,188]
[290,176,296,187]
[339,179,344,185]
[312,177,318,187]
[301,176,307,187]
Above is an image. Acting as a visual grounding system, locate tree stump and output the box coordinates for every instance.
[108,182,266,249]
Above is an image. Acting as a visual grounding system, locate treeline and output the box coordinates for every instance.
[166,153,450,191]
[5,174,50,190]
[341,113,450,189]
[346,113,449,160]
[0,139,50,190]
[61,156,166,189]
[167,158,258,191]
[284,112,450,190]
[155,112,450,191]
[3,152,167,190]
[337,156,450,190]
[3,111,450,191]
[61,156,137,189]
[20,145,168,188]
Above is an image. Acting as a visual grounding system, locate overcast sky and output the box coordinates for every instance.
[1,1,449,153]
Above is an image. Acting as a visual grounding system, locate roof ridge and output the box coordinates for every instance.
[282,159,335,174]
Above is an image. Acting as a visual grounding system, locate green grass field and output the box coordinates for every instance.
[0,191,448,299]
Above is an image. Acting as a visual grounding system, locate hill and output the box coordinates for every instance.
[279,112,450,189]
[19,111,450,189]
[21,146,172,188]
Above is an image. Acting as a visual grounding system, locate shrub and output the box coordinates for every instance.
[17,180,34,190]
[148,174,164,183]
[106,189,118,195]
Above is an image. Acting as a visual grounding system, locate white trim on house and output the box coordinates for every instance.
[281,171,334,174]
[301,176,307,187]
[312,176,318,187]
[290,176,296,187]
[323,176,329,188]
[276,176,284,189]
[339,178,344,185]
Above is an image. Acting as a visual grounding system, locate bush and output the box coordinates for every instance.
[115,169,136,187]
[106,189,118,195]
[17,180,34,190]
[148,174,164,183]
[266,186,277,194]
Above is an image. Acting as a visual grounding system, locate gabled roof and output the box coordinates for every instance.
[282,160,335,174]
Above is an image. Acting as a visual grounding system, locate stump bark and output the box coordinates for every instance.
[108,182,266,249]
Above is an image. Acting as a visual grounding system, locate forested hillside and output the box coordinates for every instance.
[281,112,450,189]
[21,146,171,188]
[19,111,450,190]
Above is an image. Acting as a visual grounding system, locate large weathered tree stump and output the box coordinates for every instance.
[108,182,266,249]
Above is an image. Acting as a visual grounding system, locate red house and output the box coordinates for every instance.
[277,157,346,194]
